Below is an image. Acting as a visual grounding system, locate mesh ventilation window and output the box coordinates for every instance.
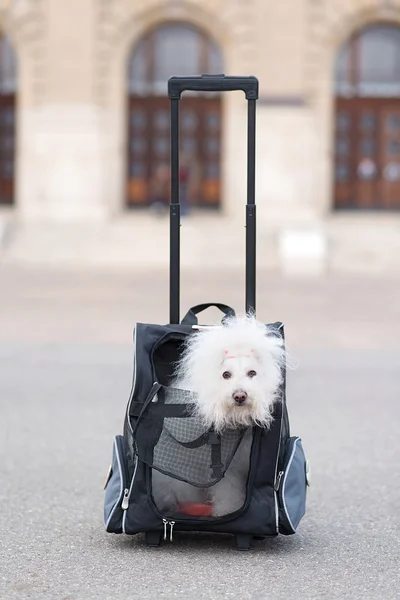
[140,387,247,487]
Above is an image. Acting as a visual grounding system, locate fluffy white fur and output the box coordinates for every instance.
[174,314,285,432]
[152,314,286,517]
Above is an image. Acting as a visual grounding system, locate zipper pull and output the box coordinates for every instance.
[274,471,284,492]
[151,381,159,403]
[161,519,175,542]
[169,521,175,542]
[121,488,130,510]
[162,518,168,541]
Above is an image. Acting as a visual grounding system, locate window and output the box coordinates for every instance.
[335,25,400,97]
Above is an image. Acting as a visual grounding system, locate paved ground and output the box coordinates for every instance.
[2,210,400,274]
[0,265,399,600]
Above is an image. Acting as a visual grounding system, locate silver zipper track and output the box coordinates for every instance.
[122,454,138,534]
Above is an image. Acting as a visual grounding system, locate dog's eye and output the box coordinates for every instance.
[222,371,232,380]
[247,370,257,378]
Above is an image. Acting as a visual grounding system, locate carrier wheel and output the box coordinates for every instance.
[145,530,163,547]
[235,534,253,551]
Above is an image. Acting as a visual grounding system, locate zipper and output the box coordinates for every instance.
[270,326,285,533]
[126,329,138,434]
[273,411,284,533]
[121,488,130,510]
[162,518,168,540]
[162,519,176,542]
[122,454,139,534]
[279,438,300,496]
[277,437,301,533]
[274,487,279,533]
[122,453,139,512]
[169,521,175,541]
[105,435,129,531]
[122,382,161,534]
[274,470,284,492]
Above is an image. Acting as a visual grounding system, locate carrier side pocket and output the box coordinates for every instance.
[276,436,308,535]
[104,435,129,533]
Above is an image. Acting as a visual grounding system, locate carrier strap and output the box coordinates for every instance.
[177,431,211,449]
[178,429,223,479]
[129,402,191,418]
[209,431,223,479]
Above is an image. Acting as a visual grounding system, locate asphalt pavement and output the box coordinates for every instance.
[0,266,399,600]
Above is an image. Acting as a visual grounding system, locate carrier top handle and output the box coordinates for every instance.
[168,74,259,323]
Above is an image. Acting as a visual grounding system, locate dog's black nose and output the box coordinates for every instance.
[233,391,247,405]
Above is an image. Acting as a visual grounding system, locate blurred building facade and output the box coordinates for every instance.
[1,0,400,269]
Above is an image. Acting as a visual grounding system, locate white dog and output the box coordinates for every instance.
[152,314,286,517]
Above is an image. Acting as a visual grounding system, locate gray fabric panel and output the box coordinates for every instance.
[104,437,124,528]
[152,387,245,486]
[282,439,307,531]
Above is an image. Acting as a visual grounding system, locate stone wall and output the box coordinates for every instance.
[1,0,400,233]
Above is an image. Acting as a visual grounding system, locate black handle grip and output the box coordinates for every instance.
[181,303,236,326]
[168,74,259,100]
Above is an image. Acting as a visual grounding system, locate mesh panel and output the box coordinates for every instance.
[146,387,246,487]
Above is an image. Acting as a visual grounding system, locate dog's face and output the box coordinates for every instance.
[204,347,278,430]
[176,318,285,432]
[220,349,264,407]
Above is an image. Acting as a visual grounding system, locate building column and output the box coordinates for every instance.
[17,0,110,222]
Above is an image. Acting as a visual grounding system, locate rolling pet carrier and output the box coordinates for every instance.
[103,75,308,550]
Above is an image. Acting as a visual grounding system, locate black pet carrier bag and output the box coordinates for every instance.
[103,75,309,550]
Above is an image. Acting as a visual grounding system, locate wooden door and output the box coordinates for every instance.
[334,24,400,209]
[127,22,223,209]
[127,96,221,207]
[378,104,400,209]
[334,98,400,209]
[0,95,15,205]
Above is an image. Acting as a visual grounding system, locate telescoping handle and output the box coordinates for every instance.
[168,74,259,99]
[168,74,258,324]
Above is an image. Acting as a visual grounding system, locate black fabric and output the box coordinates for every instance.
[131,383,162,437]
[181,303,236,326]
[131,323,192,404]
[178,431,213,449]
[152,336,186,386]
[210,432,223,479]
[129,402,191,418]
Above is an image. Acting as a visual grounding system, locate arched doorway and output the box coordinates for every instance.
[126,22,223,209]
[0,33,16,205]
[334,24,400,210]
